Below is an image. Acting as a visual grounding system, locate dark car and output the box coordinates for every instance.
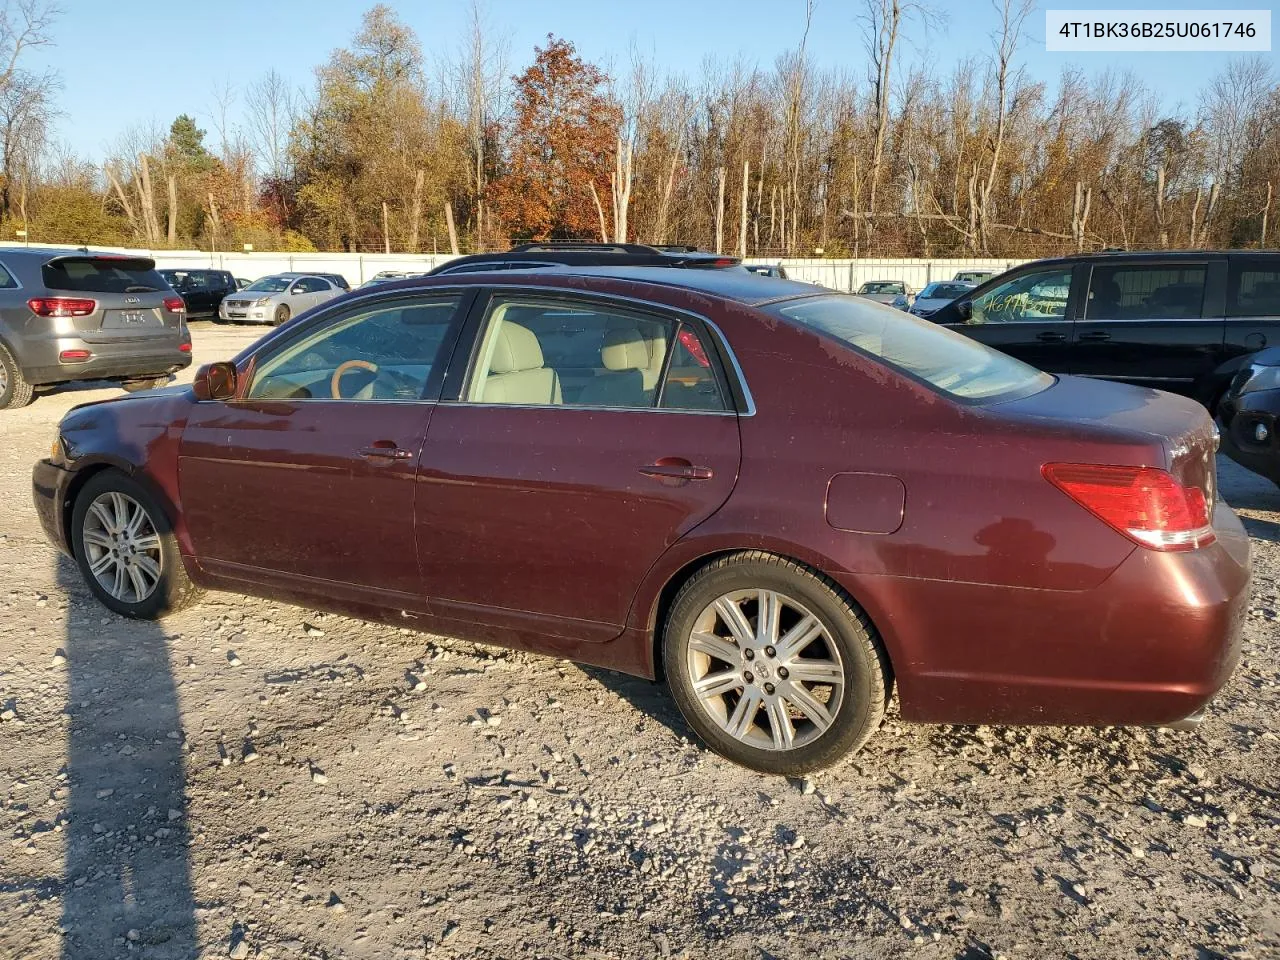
[313,272,351,291]
[1218,344,1280,485]
[928,251,1280,411]
[745,264,789,279]
[0,248,191,409]
[33,268,1247,774]
[426,242,741,276]
[157,268,237,319]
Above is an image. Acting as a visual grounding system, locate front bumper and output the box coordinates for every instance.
[219,301,273,323]
[847,499,1251,728]
[32,458,74,557]
[1218,389,1280,484]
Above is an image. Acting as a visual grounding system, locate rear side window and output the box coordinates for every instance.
[1228,262,1280,317]
[1086,264,1206,320]
[660,324,728,411]
[43,258,168,294]
[0,261,19,288]
[773,294,1053,402]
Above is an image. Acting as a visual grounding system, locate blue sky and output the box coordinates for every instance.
[32,0,1271,160]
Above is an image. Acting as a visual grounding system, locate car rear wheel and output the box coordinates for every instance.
[70,471,202,619]
[663,552,890,775]
[273,304,290,326]
[121,377,170,393]
[0,341,34,409]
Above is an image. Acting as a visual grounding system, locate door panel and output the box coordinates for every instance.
[179,401,430,599]
[1226,257,1280,361]
[416,405,741,639]
[942,265,1077,371]
[1071,261,1220,392]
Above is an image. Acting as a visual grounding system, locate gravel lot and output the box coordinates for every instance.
[1,322,1278,960]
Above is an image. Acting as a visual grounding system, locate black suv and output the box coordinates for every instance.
[158,268,237,319]
[425,242,741,276]
[926,251,1280,409]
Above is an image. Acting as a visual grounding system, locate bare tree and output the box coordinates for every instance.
[976,0,1033,253]
[245,69,297,185]
[454,0,508,250]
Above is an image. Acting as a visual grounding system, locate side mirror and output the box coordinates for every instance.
[290,285,304,295]
[192,361,237,401]
[957,301,973,321]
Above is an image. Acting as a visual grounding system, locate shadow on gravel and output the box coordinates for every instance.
[578,666,695,742]
[57,554,196,959]
[1239,516,1280,544]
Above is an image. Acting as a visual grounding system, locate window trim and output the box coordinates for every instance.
[233,289,475,404]
[443,286,748,417]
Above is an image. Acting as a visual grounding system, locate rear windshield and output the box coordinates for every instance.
[43,257,167,293]
[858,282,905,295]
[772,294,1053,402]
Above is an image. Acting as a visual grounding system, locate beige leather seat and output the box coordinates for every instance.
[478,321,561,404]
[577,327,652,407]
[638,330,667,391]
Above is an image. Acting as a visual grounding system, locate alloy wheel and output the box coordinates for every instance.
[0,357,9,395]
[685,589,845,751]
[81,491,163,604]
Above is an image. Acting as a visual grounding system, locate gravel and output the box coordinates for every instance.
[0,323,1277,959]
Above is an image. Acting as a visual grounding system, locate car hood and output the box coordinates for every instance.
[911,298,952,311]
[230,291,283,301]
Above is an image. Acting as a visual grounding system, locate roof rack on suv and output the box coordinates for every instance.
[510,242,665,255]
[651,244,704,253]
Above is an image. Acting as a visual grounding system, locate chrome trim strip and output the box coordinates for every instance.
[442,401,735,417]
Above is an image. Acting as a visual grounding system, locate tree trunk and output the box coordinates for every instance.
[167,175,177,246]
[382,200,391,254]
[444,200,460,255]
[105,165,140,234]
[715,166,726,254]
[408,169,424,254]
[137,154,160,245]
[587,182,609,243]
[1154,166,1168,249]
[738,159,750,258]
[768,184,777,250]
[1262,182,1273,248]
[611,136,633,243]
[207,193,221,253]
[654,128,684,246]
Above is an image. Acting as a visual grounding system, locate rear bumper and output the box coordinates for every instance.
[1219,390,1280,484]
[21,332,192,386]
[842,500,1250,727]
[32,458,74,557]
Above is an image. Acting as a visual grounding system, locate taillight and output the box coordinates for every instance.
[164,296,185,313]
[59,349,92,363]
[1043,462,1215,552]
[28,297,96,317]
[179,343,191,352]
[677,328,711,368]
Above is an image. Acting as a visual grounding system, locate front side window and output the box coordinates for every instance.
[1228,262,1280,318]
[968,269,1072,324]
[1086,264,1206,320]
[247,296,461,402]
[299,277,331,293]
[773,294,1053,402]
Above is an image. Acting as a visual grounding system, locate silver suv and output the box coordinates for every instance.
[0,248,192,409]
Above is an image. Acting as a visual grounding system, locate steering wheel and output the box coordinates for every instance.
[331,359,378,399]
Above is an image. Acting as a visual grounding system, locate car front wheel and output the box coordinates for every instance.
[70,471,202,619]
[663,552,890,775]
[273,304,290,326]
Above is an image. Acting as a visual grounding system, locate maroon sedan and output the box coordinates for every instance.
[32,268,1250,774]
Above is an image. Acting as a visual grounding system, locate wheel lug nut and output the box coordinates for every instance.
[764,682,775,695]
[778,667,789,679]
[743,671,754,684]
[744,649,755,660]
[765,646,776,658]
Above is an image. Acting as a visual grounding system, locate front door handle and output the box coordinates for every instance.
[360,442,412,461]
[1036,331,1067,342]
[639,457,714,481]
[1078,331,1111,341]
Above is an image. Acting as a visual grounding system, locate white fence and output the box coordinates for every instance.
[7,241,1027,292]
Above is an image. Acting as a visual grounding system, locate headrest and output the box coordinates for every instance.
[489,322,544,373]
[601,328,650,371]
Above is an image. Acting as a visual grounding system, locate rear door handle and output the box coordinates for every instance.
[1078,331,1111,341]
[360,442,412,461]
[639,457,714,481]
[1036,331,1067,342]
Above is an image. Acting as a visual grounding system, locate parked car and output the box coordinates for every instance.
[1218,344,1280,486]
[927,251,1280,411]
[314,272,351,291]
[235,277,251,290]
[34,268,1248,773]
[360,271,426,289]
[157,268,237,320]
[0,248,191,409]
[218,273,345,325]
[426,242,741,276]
[954,270,997,284]
[745,264,789,279]
[856,280,912,306]
[908,281,976,318]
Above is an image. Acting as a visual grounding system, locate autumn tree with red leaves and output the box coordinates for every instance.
[489,36,620,241]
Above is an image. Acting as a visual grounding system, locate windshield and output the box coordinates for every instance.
[244,276,292,293]
[920,283,972,299]
[858,282,905,295]
[772,295,1053,402]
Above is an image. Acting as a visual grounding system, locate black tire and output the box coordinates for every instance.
[0,340,34,409]
[121,376,170,393]
[273,304,290,326]
[70,470,202,620]
[663,551,890,775]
